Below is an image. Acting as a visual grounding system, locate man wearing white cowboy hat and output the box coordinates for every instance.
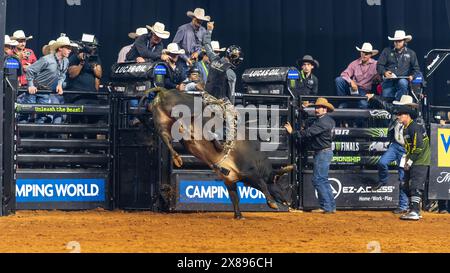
[4,35,19,57]
[172,7,211,60]
[20,35,76,124]
[117,27,148,63]
[160,43,189,91]
[126,22,170,63]
[11,30,37,87]
[393,95,430,221]
[284,98,337,214]
[377,30,421,101]
[336,42,380,109]
[367,93,414,214]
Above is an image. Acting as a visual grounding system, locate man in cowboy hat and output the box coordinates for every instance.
[336,43,380,109]
[377,30,421,101]
[11,30,37,87]
[160,43,189,91]
[393,99,430,221]
[126,22,170,63]
[3,35,22,77]
[296,55,319,96]
[173,7,211,62]
[367,94,415,214]
[21,35,76,124]
[203,21,243,103]
[117,27,148,63]
[284,98,337,214]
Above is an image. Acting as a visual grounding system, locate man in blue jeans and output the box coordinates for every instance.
[367,94,413,214]
[285,98,336,214]
[377,30,421,101]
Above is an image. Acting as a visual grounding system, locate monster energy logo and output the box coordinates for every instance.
[368,128,388,138]
[370,110,391,119]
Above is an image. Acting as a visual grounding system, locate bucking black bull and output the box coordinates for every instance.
[145,87,292,219]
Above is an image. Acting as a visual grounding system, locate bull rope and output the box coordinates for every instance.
[202,93,239,170]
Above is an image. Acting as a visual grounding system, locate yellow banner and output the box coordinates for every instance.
[438,128,450,167]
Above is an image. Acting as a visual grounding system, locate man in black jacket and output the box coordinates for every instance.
[126,22,170,63]
[203,22,243,104]
[377,30,421,101]
[285,98,336,214]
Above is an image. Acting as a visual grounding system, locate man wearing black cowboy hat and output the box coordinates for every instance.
[296,55,319,96]
[394,103,431,221]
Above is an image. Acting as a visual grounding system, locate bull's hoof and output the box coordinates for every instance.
[267,201,279,210]
[234,214,245,220]
[173,155,183,168]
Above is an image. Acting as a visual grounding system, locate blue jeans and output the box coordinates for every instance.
[378,142,409,210]
[17,93,51,123]
[335,77,369,109]
[381,79,409,101]
[312,149,336,212]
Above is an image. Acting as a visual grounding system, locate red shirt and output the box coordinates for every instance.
[14,48,37,86]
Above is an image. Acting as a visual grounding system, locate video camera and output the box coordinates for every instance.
[73,34,100,63]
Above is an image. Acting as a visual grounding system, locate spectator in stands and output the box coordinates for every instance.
[336,43,380,109]
[66,35,103,107]
[377,30,421,101]
[203,22,243,103]
[126,22,170,63]
[367,93,412,214]
[4,35,22,76]
[284,98,336,214]
[296,55,319,96]
[182,67,205,92]
[161,43,189,91]
[117,27,148,63]
[21,35,76,124]
[11,30,37,87]
[172,8,210,64]
[394,100,431,221]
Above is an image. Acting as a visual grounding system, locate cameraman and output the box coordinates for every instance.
[66,36,105,128]
[67,36,102,99]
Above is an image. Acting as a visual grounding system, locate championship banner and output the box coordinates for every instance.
[428,124,450,200]
[302,170,400,209]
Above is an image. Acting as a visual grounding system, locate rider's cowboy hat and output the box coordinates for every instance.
[187,8,211,22]
[4,35,19,46]
[388,30,412,42]
[128,27,148,39]
[298,55,320,68]
[11,30,33,41]
[312,97,335,112]
[146,22,170,39]
[356,43,379,56]
[163,43,186,55]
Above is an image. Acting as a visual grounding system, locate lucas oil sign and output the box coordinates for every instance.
[16,179,105,203]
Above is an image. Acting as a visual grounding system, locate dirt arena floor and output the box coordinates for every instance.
[0,209,448,253]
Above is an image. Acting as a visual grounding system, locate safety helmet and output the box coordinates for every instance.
[226,45,244,67]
